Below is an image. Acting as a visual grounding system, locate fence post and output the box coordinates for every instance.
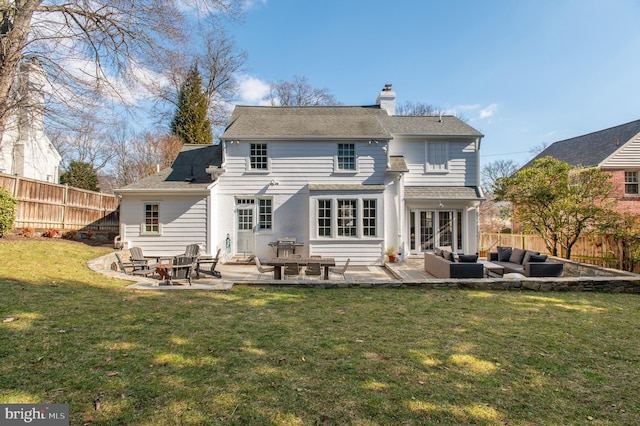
[62,184,68,230]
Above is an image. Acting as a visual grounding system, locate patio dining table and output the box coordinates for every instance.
[263,257,336,280]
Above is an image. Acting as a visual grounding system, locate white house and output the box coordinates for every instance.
[0,61,61,182]
[115,85,484,265]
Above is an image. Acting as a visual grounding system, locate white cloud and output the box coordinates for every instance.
[236,75,271,105]
[479,103,498,119]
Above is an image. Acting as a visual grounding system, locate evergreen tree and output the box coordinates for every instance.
[60,161,100,192]
[171,65,213,145]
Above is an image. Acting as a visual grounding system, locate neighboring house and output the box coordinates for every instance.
[524,119,640,216]
[115,85,485,265]
[0,60,61,182]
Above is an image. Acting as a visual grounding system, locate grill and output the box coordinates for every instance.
[268,236,304,257]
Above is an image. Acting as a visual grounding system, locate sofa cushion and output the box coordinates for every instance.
[458,254,478,263]
[434,247,443,257]
[522,250,540,264]
[529,254,548,262]
[442,250,455,261]
[509,248,527,264]
[497,246,512,261]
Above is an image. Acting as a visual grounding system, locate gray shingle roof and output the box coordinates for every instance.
[222,105,483,140]
[115,144,222,192]
[379,115,483,137]
[388,155,409,172]
[524,119,640,168]
[404,186,484,200]
[223,106,390,139]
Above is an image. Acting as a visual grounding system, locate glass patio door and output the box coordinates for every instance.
[410,210,457,253]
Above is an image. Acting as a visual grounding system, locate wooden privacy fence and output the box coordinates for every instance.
[480,232,631,271]
[0,173,119,232]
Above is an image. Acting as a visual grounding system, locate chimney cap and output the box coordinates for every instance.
[383,84,392,91]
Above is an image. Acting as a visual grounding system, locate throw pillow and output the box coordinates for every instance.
[522,250,540,264]
[434,248,443,257]
[497,246,512,261]
[509,247,527,264]
[442,250,453,261]
[528,254,548,262]
[458,254,478,263]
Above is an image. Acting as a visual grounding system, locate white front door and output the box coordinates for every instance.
[236,204,255,256]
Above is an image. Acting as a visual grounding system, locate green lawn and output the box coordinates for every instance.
[1,239,639,425]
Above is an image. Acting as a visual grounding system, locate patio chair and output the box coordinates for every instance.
[168,255,195,285]
[184,243,201,258]
[329,258,350,280]
[129,247,156,268]
[254,257,275,279]
[283,262,300,280]
[115,251,154,277]
[304,261,322,279]
[196,248,222,278]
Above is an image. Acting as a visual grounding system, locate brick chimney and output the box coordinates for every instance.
[376,84,396,116]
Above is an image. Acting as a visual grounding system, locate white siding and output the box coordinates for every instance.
[220,140,387,194]
[601,134,640,168]
[217,140,388,263]
[120,194,209,256]
[390,138,479,187]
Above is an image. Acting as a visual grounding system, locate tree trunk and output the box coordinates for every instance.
[0,0,41,144]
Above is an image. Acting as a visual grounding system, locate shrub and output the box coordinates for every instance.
[18,227,35,238]
[0,188,17,236]
[63,230,78,240]
[42,228,62,238]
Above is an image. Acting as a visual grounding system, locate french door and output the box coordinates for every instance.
[410,210,461,253]
[236,199,255,256]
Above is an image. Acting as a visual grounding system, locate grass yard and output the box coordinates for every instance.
[1,240,639,425]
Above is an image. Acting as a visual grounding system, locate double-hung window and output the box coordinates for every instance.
[250,143,268,170]
[362,199,377,237]
[625,171,639,195]
[318,200,332,237]
[258,198,272,230]
[426,141,449,172]
[337,143,356,171]
[143,203,160,234]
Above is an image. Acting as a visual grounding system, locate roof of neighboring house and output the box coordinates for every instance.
[524,119,640,168]
[222,105,483,140]
[115,144,222,193]
[404,186,484,201]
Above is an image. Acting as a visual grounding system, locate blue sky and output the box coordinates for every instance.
[225,0,640,166]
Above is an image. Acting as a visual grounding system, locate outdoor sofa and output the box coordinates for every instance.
[488,246,563,277]
[424,250,484,279]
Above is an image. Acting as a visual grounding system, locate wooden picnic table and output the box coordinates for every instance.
[263,257,335,280]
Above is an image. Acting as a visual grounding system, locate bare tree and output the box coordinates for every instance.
[529,142,549,156]
[110,129,182,189]
[268,75,340,106]
[0,1,243,146]
[153,26,246,132]
[49,110,119,172]
[481,159,519,194]
[396,100,468,122]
